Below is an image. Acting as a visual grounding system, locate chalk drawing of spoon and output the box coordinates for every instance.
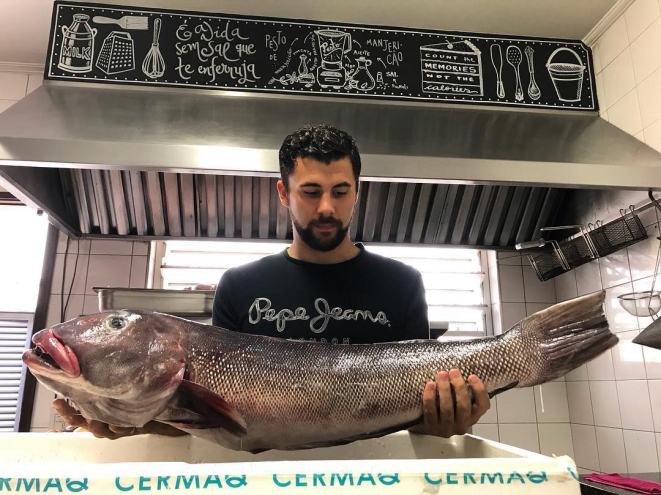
[525,46,541,100]
[490,44,505,99]
[506,45,524,102]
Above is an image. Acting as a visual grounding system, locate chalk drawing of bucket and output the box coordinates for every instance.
[546,48,585,102]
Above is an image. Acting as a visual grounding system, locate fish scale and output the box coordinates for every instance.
[24,292,617,453]
[179,294,610,452]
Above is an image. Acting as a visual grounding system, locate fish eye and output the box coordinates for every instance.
[106,316,127,330]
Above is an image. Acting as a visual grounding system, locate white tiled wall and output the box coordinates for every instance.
[0,68,150,432]
[0,68,43,197]
[558,0,661,475]
[476,252,575,458]
[594,0,661,151]
[29,232,150,432]
[0,68,51,431]
[558,206,661,476]
[0,70,43,113]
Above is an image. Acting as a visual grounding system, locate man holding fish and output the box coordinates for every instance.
[53,124,491,441]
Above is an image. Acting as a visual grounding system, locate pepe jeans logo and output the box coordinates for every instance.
[248,297,390,333]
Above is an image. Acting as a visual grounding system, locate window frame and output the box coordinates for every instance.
[157,241,492,339]
[0,312,34,432]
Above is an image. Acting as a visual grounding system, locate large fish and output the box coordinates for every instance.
[23,291,616,453]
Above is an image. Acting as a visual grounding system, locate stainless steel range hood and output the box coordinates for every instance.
[1,82,660,246]
[3,82,661,186]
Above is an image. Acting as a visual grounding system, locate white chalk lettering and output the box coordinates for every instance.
[248,297,390,333]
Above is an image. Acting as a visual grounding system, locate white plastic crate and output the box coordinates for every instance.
[0,431,580,494]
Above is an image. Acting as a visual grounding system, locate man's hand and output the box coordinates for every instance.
[53,399,187,440]
[416,369,490,438]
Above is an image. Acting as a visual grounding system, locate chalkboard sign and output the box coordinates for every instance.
[46,2,597,111]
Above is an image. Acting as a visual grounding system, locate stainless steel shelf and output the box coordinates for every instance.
[94,287,214,317]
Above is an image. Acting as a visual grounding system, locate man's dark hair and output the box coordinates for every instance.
[278,124,361,191]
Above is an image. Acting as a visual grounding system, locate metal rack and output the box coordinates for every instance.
[521,191,656,282]
[527,225,600,282]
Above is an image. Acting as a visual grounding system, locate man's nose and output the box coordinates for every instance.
[317,192,335,216]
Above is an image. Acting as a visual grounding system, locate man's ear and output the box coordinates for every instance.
[355,181,361,205]
[277,180,290,208]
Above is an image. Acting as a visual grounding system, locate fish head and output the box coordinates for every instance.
[22,311,186,427]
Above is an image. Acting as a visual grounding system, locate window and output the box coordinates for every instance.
[0,207,49,313]
[0,314,33,432]
[0,206,49,431]
[366,245,489,338]
[160,240,490,339]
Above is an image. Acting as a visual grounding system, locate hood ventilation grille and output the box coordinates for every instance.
[61,169,564,247]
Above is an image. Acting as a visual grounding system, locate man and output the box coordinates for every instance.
[215,124,490,438]
[55,124,490,439]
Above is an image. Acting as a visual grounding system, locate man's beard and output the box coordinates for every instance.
[292,214,350,252]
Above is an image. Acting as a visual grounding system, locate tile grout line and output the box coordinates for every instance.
[82,241,92,311]
[598,46,635,114]
[585,266,603,470]
[623,7,661,53]
[598,35,661,119]
[22,74,29,98]
[634,218,661,469]
[642,113,661,138]
[570,422,601,473]
[613,388,631,473]
[632,84,646,136]
[596,11,660,78]
[128,247,134,290]
[594,12,630,71]
[59,241,81,316]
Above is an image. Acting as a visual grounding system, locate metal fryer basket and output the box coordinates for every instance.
[527,209,648,282]
[528,234,596,282]
[589,210,647,257]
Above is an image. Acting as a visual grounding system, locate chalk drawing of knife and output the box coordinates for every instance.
[490,44,505,99]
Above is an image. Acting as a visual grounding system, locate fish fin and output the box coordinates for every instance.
[520,291,618,382]
[274,419,422,452]
[488,381,518,399]
[161,421,210,430]
[633,319,661,350]
[160,380,247,436]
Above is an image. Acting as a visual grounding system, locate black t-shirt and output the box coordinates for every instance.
[212,244,430,344]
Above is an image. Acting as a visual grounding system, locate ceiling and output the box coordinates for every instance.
[2,0,619,66]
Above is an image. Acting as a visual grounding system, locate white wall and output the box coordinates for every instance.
[0,68,42,197]
[30,234,150,432]
[556,0,661,478]
[593,0,661,148]
[0,68,150,432]
[559,209,661,477]
[0,70,43,112]
[472,253,575,460]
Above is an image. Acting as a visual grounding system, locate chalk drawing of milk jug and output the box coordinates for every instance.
[58,14,97,73]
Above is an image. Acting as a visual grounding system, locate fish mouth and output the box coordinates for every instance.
[22,329,81,378]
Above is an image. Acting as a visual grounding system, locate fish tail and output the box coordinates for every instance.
[523,291,618,383]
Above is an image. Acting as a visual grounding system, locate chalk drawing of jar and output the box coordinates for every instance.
[546,48,585,102]
[350,57,375,91]
[58,14,97,73]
